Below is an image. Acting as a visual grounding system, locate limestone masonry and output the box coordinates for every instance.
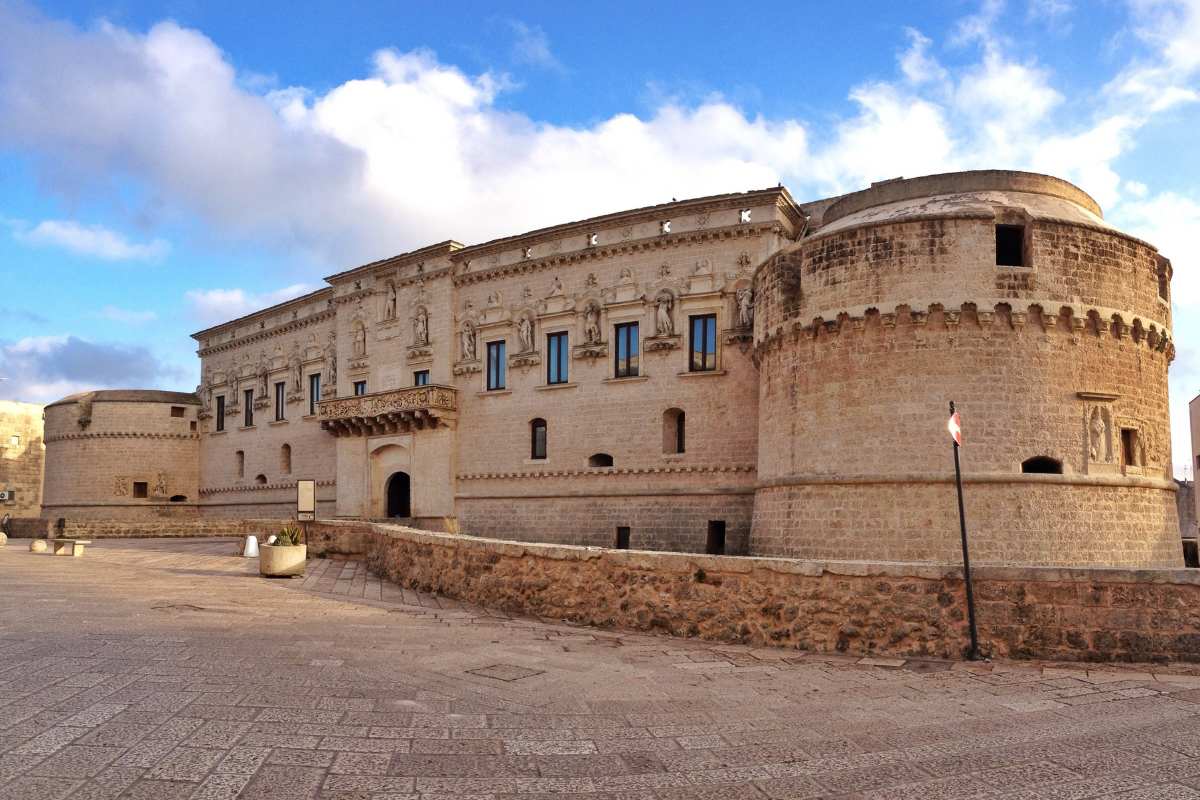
[40,170,1182,568]
[0,400,44,518]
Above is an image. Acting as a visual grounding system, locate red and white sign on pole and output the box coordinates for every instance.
[947,410,962,446]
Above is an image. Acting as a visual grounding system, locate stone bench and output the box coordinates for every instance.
[51,539,92,557]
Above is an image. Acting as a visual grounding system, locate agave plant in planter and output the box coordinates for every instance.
[259,521,307,578]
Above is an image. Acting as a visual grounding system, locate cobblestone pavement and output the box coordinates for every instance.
[4,539,1200,799]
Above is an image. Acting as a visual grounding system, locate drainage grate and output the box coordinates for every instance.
[466,664,545,682]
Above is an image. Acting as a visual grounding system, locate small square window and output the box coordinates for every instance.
[739,209,752,223]
[132,482,148,498]
[413,370,430,386]
[996,224,1025,267]
[8,435,18,446]
[660,220,671,234]
[353,380,367,396]
[170,406,185,418]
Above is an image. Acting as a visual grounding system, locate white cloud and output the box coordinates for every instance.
[0,334,184,403]
[96,306,158,324]
[185,283,314,325]
[509,21,562,72]
[899,28,947,86]
[14,219,169,262]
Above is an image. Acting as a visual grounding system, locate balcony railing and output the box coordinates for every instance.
[318,385,457,436]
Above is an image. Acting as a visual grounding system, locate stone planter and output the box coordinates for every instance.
[259,544,306,577]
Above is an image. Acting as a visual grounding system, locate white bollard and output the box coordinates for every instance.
[243,535,259,558]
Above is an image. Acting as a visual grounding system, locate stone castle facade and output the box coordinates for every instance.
[40,171,1183,567]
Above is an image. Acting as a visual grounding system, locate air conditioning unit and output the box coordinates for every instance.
[0,491,10,502]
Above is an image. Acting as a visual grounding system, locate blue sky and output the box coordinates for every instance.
[2,0,1200,476]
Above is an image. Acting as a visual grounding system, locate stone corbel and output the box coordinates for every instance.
[509,352,541,370]
[453,360,482,376]
[572,342,608,360]
[644,334,681,352]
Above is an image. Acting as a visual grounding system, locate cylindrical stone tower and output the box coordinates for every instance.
[752,170,1179,568]
[42,390,201,520]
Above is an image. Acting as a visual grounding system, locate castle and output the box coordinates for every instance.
[40,170,1182,568]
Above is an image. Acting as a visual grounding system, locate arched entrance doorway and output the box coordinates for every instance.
[386,471,411,518]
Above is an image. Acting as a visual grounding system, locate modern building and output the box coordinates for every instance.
[40,170,1183,567]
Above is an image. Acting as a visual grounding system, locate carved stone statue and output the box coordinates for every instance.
[413,307,429,346]
[1089,408,1104,461]
[549,276,564,297]
[352,322,367,358]
[584,304,601,345]
[289,344,302,394]
[461,321,477,361]
[197,368,212,412]
[257,353,269,399]
[487,290,502,307]
[324,335,338,387]
[384,282,397,320]
[736,287,755,328]
[153,472,167,497]
[655,292,674,336]
[518,315,533,353]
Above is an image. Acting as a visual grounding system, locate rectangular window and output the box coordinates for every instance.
[614,322,639,378]
[706,520,727,555]
[690,314,717,372]
[308,374,321,416]
[1121,428,1139,468]
[215,395,225,432]
[274,382,285,421]
[487,340,506,390]
[546,331,568,385]
[132,481,148,498]
[531,419,547,460]
[996,224,1025,267]
[413,370,430,386]
[353,380,367,396]
[170,406,184,418]
[615,526,631,550]
[243,388,254,427]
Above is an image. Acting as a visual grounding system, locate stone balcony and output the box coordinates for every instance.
[318,385,457,436]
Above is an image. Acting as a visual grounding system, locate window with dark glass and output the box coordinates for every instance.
[243,388,254,427]
[308,374,321,416]
[614,322,639,378]
[413,370,430,386]
[353,380,367,396]
[487,340,506,390]
[547,331,568,385]
[530,418,547,460]
[274,382,285,421]
[215,395,225,432]
[689,314,717,371]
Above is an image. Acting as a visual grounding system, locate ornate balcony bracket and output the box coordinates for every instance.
[318,385,458,437]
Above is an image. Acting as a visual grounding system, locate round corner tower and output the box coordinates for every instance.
[752,170,1179,568]
[42,390,201,520]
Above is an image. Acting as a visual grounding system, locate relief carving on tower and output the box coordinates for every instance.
[1078,392,1119,475]
[453,303,481,376]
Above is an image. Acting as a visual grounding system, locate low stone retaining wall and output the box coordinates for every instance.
[364,524,1200,663]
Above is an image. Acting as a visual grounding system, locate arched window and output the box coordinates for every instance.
[255,474,267,485]
[530,419,547,460]
[589,453,613,468]
[1021,456,1062,475]
[236,450,245,478]
[280,443,292,474]
[663,408,685,454]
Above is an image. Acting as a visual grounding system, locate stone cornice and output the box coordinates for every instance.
[191,287,335,342]
[457,463,756,481]
[453,223,785,287]
[197,307,336,357]
[324,240,462,285]
[757,300,1175,363]
[452,188,799,265]
[199,478,336,496]
[44,431,200,443]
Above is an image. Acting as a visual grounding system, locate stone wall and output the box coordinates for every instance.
[365,523,1200,663]
[0,401,44,516]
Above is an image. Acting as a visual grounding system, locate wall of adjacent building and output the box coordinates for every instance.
[0,400,44,517]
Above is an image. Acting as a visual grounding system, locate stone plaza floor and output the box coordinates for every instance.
[4,540,1200,799]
